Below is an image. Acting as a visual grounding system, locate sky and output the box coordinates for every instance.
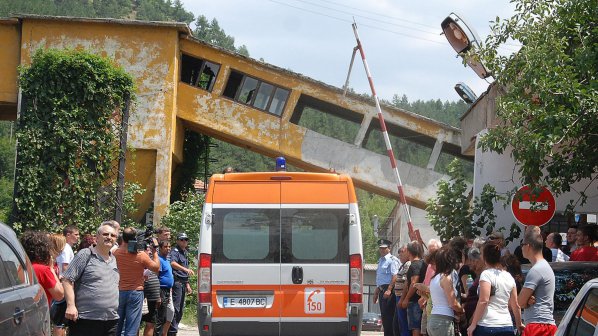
[180,0,517,102]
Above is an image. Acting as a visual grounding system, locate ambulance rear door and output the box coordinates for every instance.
[279,182,351,336]
[210,182,282,336]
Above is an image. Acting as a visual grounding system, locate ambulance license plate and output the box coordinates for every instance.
[223,297,267,308]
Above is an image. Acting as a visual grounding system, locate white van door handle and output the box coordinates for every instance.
[292,266,303,284]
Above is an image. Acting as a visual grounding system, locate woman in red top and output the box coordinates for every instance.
[20,231,64,304]
[570,226,598,261]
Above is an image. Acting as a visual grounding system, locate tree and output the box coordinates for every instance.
[426,159,471,242]
[194,15,250,56]
[357,190,395,263]
[426,159,521,243]
[13,49,135,234]
[0,122,15,222]
[477,0,597,206]
[160,192,203,249]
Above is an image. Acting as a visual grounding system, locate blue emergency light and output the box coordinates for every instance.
[276,157,286,171]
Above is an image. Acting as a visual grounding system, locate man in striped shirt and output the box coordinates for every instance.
[63,222,120,336]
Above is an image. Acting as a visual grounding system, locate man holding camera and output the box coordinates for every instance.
[168,232,195,335]
[114,227,160,336]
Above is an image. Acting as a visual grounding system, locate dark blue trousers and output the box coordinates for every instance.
[378,285,396,336]
[168,281,187,335]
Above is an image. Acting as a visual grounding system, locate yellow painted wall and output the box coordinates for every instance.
[0,19,20,118]
[125,149,157,221]
[19,18,181,221]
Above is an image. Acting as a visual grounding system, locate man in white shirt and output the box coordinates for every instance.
[56,225,80,277]
[545,232,569,262]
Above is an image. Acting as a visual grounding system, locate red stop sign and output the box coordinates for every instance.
[511,185,556,226]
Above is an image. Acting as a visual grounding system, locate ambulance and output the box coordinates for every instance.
[197,159,364,336]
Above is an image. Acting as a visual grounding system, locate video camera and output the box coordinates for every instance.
[127,223,159,253]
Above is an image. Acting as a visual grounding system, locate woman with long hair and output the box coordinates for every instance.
[467,241,524,336]
[426,247,464,336]
[48,233,67,336]
[20,231,64,304]
[48,234,66,271]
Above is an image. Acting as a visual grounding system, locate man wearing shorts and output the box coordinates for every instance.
[519,228,557,336]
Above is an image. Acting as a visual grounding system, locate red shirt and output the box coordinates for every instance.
[32,263,57,304]
[570,246,598,261]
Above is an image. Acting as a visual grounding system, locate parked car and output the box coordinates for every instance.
[522,261,598,324]
[555,277,598,336]
[361,312,382,332]
[0,222,51,335]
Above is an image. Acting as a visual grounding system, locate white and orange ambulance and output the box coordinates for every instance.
[197,162,364,336]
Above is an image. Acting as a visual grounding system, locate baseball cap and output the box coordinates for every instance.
[177,232,189,240]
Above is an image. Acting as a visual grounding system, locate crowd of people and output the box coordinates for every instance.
[375,224,598,336]
[18,221,195,336]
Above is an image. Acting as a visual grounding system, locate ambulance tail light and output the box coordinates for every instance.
[198,253,212,303]
[349,254,362,303]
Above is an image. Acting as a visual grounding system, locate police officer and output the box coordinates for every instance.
[168,233,195,335]
[374,238,399,336]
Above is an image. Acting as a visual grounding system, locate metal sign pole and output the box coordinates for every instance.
[350,22,418,244]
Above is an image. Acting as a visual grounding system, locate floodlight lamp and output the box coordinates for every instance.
[441,13,479,53]
[441,13,491,79]
[454,82,478,104]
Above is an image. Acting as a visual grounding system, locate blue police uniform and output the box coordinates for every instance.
[168,235,191,335]
[376,240,399,336]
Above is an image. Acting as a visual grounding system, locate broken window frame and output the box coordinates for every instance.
[180,53,221,92]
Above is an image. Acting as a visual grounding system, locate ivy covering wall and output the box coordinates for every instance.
[13,49,135,234]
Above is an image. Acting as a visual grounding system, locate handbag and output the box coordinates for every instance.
[142,298,149,315]
[50,299,68,325]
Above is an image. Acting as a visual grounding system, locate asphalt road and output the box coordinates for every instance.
[177,324,383,336]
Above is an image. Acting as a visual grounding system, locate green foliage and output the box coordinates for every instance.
[426,159,471,242]
[135,0,194,23]
[172,132,211,202]
[357,189,395,263]
[389,94,468,128]
[0,0,194,23]
[13,49,135,234]
[426,159,521,243]
[121,182,145,228]
[0,0,134,18]
[478,0,598,200]
[0,122,15,222]
[194,15,250,56]
[297,107,360,144]
[160,192,203,248]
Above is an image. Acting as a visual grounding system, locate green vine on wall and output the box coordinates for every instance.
[12,49,135,234]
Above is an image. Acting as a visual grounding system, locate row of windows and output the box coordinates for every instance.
[180,54,289,117]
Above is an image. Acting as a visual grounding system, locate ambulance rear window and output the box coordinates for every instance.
[213,208,280,263]
[282,208,349,263]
